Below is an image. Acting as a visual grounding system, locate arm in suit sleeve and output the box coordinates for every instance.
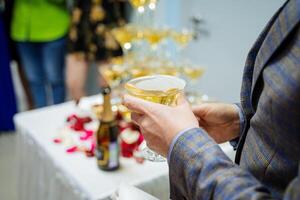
[168,128,300,200]
[229,103,246,149]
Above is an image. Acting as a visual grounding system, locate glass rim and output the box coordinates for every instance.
[125,75,186,97]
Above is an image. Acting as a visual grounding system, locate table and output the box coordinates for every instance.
[14,96,235,200]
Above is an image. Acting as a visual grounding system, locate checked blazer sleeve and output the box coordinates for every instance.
[168,128,300,200]
[229,103,246,150]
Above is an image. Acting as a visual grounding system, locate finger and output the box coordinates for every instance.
[192,105,202,113]
[138,128,153,149]
[131,112,144,125]
[196,116,206,126]
[122,94,156,114]
[192,104,207,115]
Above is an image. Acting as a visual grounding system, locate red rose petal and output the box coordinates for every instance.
[66,146,78,153]
[80,130,93,140]
[53,138,62,144]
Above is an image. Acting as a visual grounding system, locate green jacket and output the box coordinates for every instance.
[11,0,70,42]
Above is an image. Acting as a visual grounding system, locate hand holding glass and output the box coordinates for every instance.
[125,75,186,161]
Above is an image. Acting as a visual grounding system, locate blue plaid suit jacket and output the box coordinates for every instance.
[169,0,300,199]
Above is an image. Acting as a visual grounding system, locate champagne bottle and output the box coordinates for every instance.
[96,87,120,171]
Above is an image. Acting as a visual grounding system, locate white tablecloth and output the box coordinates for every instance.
[14,96,235,200]
[14,97,170,200]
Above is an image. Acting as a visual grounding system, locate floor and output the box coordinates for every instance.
[0,133,18,200]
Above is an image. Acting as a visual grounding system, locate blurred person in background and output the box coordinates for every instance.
[3,0,34,110]
[66,0,126,103]
[11,0,70,108]
[0,0,17,131]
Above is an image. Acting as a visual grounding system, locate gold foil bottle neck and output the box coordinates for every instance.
[101,87,114,122]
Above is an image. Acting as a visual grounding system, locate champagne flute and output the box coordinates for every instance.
[125,75,186,162]
[171,29,194,49]
[99,62,130,99]
[144,28,163,49]
[180,63,205,104]
[171,29,194,64]
[111,26,136,73]
[111,26,135,56]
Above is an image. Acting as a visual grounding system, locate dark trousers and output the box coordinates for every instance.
[17,37,66,108]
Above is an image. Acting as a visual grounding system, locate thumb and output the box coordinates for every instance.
[122,94,153,114]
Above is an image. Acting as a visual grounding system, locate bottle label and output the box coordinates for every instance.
[96,146,107,165]
[108,142,119,168]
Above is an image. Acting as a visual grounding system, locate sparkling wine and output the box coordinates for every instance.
[144,29,163,45]
[182,67,204,80]
[96,87,120,171]
[129,0,148,9]
[111,27,134,49]
[172,30,193,47]
[124,75,185,162]
[130,66,152,78]
[155,66,178,76]
[100,65,126,88]
[125,75,185,106]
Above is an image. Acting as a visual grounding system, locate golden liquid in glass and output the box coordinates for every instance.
[101,66,125,87]
[110,56,124,65]
[129,0,148,9]
[125,75,185,106]
[111,27,134,47]
[145,29,163,45]
[182,67,204,80]
[172,31,193,47]
[155,66,178,76]
[131,28,144,40]
[130,66,152,78]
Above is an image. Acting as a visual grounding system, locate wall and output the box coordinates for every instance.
[154,0,285,102]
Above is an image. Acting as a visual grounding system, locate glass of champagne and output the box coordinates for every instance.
[172,29,194,49]
[170,28,194,65]
[99,62,130,100]
[144,28,163,49]
[155,60,179,76]
[111,26,135,55]
[180,64,205,104]
[125,75,186,161]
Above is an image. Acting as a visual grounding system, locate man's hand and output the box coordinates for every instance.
[192,103,240,143]
[122,95,199,157]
